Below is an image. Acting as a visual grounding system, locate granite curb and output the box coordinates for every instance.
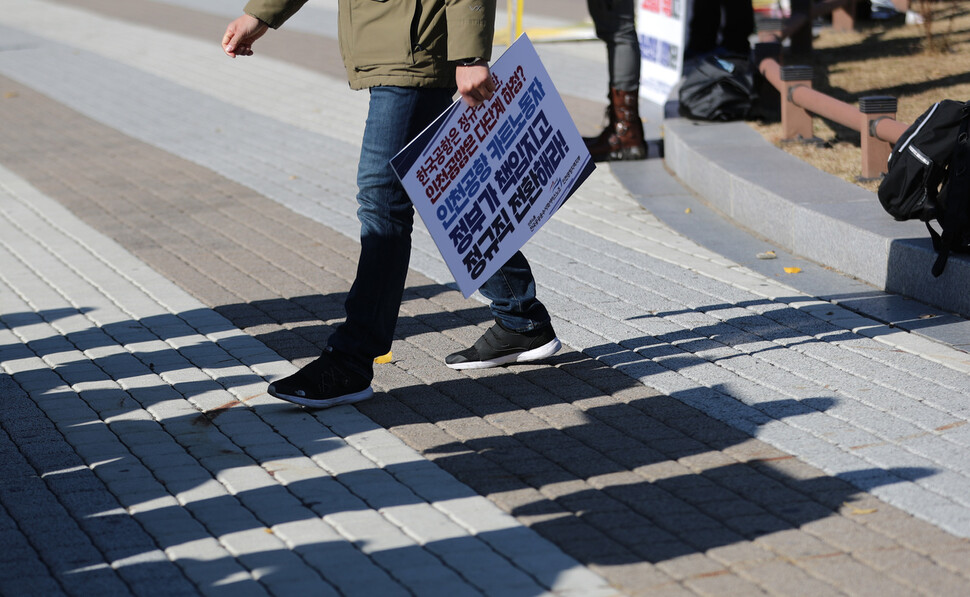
[662,117,970,319]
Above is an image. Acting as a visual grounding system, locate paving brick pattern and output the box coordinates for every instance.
[2,0,970,595]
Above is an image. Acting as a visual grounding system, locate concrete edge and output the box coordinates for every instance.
[662,117,970,318]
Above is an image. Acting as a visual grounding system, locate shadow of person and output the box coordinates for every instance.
[216,286,493,362]
[357,349,940,586]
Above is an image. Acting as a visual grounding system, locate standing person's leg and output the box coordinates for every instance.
[589,0,641,93]
[268,85,455,407]
[587,0,618,88]
[584,0,647,161]
[720,0,754,56]
[687,0,722,57]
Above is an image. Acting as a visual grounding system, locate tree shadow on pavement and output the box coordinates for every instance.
[361,365,934,584]
[0,295,943,595]
[216,288,952,590]
[0,305,607,596]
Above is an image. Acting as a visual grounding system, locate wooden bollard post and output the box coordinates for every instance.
[833,0,858,32]
[859,96,898,180]
[781,65,814,141]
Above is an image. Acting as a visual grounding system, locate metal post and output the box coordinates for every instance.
[754,43,783,120]
[780,66,814,141]
[859,96,898,179]
[756,16,783,43]
[508,0,523,40]
[789,0,813,55]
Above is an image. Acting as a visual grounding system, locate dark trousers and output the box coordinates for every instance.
[687,0,754,57]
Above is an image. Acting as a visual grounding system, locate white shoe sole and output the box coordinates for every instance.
[446,338,562,370]
[268,385,374,408]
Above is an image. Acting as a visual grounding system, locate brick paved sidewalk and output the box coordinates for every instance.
[2,1,970,596]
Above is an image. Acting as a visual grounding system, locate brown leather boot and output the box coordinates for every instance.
[583,88,648,162]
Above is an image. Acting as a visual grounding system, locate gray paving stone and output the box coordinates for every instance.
[292,538,412,597]
[2,2,970,596]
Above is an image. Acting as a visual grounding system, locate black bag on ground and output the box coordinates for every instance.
[678,55,755,121]
[877,99,970,276]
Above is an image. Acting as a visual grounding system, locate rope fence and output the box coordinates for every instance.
[757,47,911,179]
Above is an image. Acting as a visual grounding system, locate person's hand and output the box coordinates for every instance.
[222,14,269,57]
[456,60,495,108]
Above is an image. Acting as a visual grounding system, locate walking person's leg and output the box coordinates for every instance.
[721,0,754,56]
[268,85,455,407]
[445,251,560,370]
[478,250,550,332]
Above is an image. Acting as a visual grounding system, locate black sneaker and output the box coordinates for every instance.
[268,351,373,408]
[445,322,561,370]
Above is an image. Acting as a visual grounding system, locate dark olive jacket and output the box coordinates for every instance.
[244,0,496,89]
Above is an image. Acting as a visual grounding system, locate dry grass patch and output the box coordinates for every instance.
[749,0,970,192]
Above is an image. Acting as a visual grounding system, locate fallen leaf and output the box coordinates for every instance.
[684,208,692,214]
[842,501,878,515]
[3,91,17,99]
[374,351,393,364]
[757,250,777,260]
[784,267,802,274]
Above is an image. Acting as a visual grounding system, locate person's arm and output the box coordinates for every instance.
[221,0,307,57]
[222,14,268,57]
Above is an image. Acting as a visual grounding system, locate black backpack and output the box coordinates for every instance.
[877,99,970,276]
[678,55,755,122]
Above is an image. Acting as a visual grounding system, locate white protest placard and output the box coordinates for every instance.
[637,0,689,105]
[391,34,594,298]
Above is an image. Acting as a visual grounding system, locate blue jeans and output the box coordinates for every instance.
[326,86,551,379]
